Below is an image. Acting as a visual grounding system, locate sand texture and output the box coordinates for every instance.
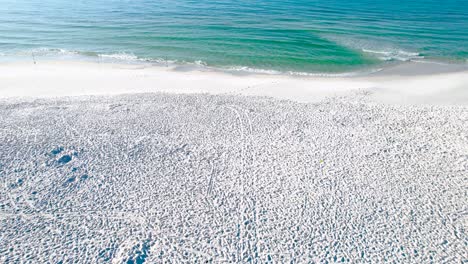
[0,92,466,263]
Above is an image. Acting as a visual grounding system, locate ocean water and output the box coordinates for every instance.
[1,0,467,74]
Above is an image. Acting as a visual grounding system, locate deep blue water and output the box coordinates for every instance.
[0,0,467,74]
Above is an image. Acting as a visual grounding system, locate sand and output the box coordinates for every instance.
[0,61,467,262]
[0,60,467,105]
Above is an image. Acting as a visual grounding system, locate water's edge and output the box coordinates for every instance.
[2,49,467,78]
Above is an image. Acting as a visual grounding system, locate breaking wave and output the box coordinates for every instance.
[362,48,424,61]
[224,66,382,77]
[22,48,79,56]
[98,53,138,61]
[6,47,386,77]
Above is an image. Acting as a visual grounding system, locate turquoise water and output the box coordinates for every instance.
[1,0,467,74]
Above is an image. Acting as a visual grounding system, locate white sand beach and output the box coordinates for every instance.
[0,61,467,262]
[1,60,467,105]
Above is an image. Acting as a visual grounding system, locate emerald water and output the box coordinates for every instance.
[1,0,467,74]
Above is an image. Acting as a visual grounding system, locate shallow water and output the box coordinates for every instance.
[1,0,467,73]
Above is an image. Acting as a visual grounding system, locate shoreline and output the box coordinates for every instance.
[2,52,467,77]
[0,59,467,105]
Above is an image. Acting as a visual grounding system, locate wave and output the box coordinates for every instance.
[31,48,386,76]
[362,48,424,61]
[411,59,450,65]
[225,66,283,75]
[5,47,385,77]
[24,47,79,56]
[194,60,208,66]
[225,66,382,77]
[98,53,138,61]
[98,52,180,65]
[322,35,425,62]
[16,48,153,63]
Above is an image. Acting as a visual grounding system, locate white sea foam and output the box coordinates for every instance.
[24,48,79,56]
[362,48,423,61]
[98,53,139,61]
[287,68,383,77]
[411,59,451,66]
[16,48,143,63]
[2,47,430,78]
[225,65,382,77]
[194,60,208,66]
[226,66,283,75]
